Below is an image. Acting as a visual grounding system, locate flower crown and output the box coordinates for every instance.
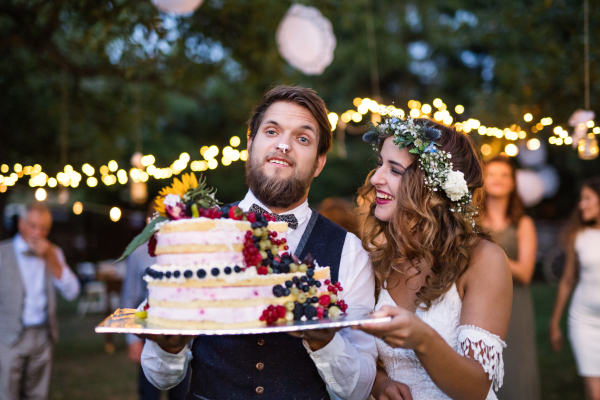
[363,116,474,217]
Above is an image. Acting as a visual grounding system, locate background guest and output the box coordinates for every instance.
[550,176,600,400]
[317,197,360,236]
[483,156,541,400]
[0,203,81,400]
[122,228,191,400]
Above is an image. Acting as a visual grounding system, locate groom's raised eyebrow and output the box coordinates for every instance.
[264,120,316,135]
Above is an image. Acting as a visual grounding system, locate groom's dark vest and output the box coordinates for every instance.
[186,207,346,400]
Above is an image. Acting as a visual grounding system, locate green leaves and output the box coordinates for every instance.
[183,174,221,209]
[116,216,167,262]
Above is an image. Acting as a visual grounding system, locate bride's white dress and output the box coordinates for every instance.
[376,284,506,400]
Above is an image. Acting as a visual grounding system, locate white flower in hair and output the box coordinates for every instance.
[443,170,469,201]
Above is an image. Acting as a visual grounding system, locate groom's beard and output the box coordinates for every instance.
[246,150,317,209]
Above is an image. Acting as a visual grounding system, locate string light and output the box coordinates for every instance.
[73,202,83,215]
[35,188,46,201]
[109,207,121,222]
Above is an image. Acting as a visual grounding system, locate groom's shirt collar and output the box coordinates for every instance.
[238,190,311,230]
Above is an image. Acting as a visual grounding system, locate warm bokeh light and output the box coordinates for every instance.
[48,177,57,187]
[35,188,46,201]
[564,137,573,145]
[409,109,420,118]
[357,104,369,115]
[587,120,595,128]
[14,163,23,173]
[82,163,95,176]
[179,152,190,163]
[353,97,362,107]
[455,105,464,114]
[481,144,492,156]
[110,207,121,222]
[505,144,519,156]
[141,155,155,166]
[352,113,362,123]
[222,157,232,166]
[230,136,241,147]
[73,202,83,215]
[421,104,432,114]
[240,150,248,161]
[108,160,118,172]
[100,165,109,175]
[207,159,218,170]
[527,138,541,150]
[200,146,209,156]
[433,98,443,108]
[594,127,600,134]
[87,177,98,187]
[478,126,486,135]
[1,164,8,173]
[549,136,556,144]
[524,113,533,122]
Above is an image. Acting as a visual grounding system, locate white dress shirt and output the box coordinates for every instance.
[10,234,80,326]
[142,190,377,400]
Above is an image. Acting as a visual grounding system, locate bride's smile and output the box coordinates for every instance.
[370,137,413,222]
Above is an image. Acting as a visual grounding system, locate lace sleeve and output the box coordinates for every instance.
[457,325,506,391]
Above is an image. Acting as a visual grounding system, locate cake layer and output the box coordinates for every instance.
[156,230,245,248]
[156,252,244,266]
[148,295,294,308]
[148,316,265,329]
[146,266,330,287]
[148,280,328,303]
[148,304,266,324]
[157,217,288,234]
[159,218,250,233]
[155,243,244,254]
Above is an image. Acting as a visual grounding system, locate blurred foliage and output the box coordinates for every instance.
[0,0,598,213]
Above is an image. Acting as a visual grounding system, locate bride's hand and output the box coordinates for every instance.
[354,305,431,352]
[372,377,413,400]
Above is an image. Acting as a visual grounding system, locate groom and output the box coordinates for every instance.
[141,86,377,400]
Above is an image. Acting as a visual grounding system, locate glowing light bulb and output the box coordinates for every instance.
[35,188,46,201]
[110,207,121,222]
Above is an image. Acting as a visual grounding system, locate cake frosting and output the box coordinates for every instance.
[122,172,348,329]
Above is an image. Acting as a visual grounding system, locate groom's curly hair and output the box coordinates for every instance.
[358,119,490,309]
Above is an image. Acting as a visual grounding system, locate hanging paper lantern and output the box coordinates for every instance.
[517,141,546,167]
[516,169,545,207]
[578,134,599,160]
[152,0,203,15]
[537,165,560,198]
[276,4,336,75]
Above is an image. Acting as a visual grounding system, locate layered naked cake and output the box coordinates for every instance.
[123,173,348,328]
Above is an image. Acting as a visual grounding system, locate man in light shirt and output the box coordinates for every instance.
[140,86,378,399]
[0,203,80,400]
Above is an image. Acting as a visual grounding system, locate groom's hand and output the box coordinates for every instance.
[288,328,342,351]
[136,334,195,354]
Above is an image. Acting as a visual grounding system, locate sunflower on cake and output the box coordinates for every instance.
[119,172,347,329]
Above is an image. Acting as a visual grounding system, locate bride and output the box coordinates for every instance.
[354,116,512,400]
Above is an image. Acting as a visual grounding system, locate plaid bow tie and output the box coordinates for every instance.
[249,204,298,230]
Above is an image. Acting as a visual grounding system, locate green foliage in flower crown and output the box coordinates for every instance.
[183,174,221,209]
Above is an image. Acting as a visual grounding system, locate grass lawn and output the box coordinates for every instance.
[49,284,585,399]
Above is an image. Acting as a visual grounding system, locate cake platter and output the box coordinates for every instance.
[95,308,391,336]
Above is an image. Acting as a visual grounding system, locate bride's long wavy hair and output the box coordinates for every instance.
[358,119,490,308]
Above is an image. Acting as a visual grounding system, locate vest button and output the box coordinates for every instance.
[255,386,264,394]
[256,362,264,370]
[257,339,265,346]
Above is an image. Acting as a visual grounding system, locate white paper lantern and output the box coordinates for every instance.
[152,0,203,15]
[537,165,560,198]
[517,141,547,167]
[516,169,545,207]
[276,4,336,75]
